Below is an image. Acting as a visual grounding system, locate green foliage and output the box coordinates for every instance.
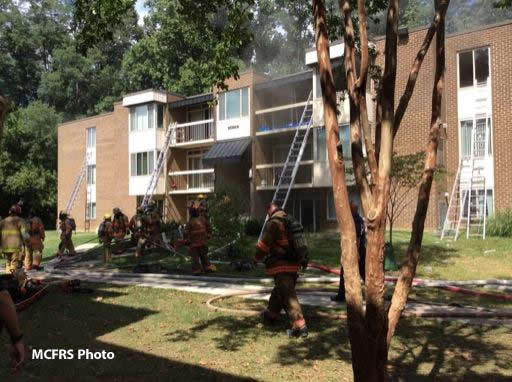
[0,101,60,225]
[207,186,246,249]
[487,209,512,238]
[122,0,254,95]
[72,0,136,54]
[244,218,262,237]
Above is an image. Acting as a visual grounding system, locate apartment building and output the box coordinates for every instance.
[57,21,512,232]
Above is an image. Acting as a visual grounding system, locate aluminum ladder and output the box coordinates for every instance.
[258,91,314,239]
[140,122,177,208]
[441,118,488,240]
[64,153,89,215]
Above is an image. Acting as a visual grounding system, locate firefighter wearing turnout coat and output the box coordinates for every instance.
[184,203,216,275]
[25,211,45,271]
[99,214,114,264]
[254,203,309,338]
[57,212,76,257]
[0,205,30,286]
[112,208,129,254]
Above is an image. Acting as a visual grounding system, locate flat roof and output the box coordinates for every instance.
[169,93,214,109]
[254,70,313,91]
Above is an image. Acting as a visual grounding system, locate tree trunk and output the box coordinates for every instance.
[387,0,450,346]
[313,1,368,380]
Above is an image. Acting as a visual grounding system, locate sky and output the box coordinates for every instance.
[135,0,148,25]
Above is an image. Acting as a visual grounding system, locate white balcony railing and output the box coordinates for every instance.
[255,102,310,134]
[172,119,214,145]
[255,161,313,189]
[168,169,215,193]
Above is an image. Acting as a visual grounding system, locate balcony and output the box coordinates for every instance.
[255,102,311,136]
[168,169,215,194]
[171,119,214,147]
[255,162,314,190]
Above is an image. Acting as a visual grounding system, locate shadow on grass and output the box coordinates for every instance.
[166,303,512,380]
[0,283,255,381]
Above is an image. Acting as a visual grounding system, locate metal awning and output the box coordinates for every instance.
[254,70,313,91]
[169,93,214,109]
[203,137,252,164]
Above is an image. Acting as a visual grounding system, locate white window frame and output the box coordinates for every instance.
[130,103,158,132]
[218,87,249,121]
[87,164,96,185]
[457,46,491,90]
[86,127,96,148]
[86,202,96,220]
[130,151,155,176]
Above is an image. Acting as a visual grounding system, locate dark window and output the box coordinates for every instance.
[474,48,489,86]
[459,51,474,88]
[157,104,164,128]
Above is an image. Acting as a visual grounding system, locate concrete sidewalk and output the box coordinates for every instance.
[31,245,512,326]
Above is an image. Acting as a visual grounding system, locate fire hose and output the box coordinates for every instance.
[205,263,512,320]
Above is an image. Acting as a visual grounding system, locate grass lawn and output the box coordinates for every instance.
[77,230,512,282]
[1,283,511,381]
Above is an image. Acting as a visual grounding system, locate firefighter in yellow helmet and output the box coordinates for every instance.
[197,194,209,220]
[0,204,30,286]
[25,209,45,271]
[184,202,216,275]
[99,214,114,264]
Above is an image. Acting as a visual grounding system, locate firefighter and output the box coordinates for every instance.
[184,202,216,275]
[99,214,114,264]
[0,204,30,286]
[145,201,162,249]
[134,208,148,258]
[112,207,129,254]
[253,202,308,338]
[129,207,144,246]
[25,210,45,271]
[197,194,209,219]
[57,211,76,257]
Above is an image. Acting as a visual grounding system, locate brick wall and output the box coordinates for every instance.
[373,21,512,230]
[58,103,136,231]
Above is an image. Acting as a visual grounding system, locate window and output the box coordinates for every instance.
[458,48,490,88]
[130,104,156,131]
[87,165,96,185]
[130,151,155,176]
[316,127,327,161]
[157,104,164,128]
[460,117,492,158]
[86,202,96,220]
[86,127,96,148]
[218,88,249,120]
[339,123,351,159]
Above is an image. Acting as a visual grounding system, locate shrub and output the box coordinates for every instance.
[244,218,262,236]
[486,209,512,237]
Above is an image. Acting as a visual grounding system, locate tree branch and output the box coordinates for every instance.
[393,0,450,139]
[313,1,367,379]
[387,0,450,348]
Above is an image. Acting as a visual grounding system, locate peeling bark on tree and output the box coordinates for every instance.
[313,1,368,380]
[387,0,449,346]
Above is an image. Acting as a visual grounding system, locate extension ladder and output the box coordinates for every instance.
[441,118,488,240]
[64,153,89,215]
[258,91,314,239]
[140,122,177,208]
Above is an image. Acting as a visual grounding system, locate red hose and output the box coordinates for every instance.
[307,263,512,301]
